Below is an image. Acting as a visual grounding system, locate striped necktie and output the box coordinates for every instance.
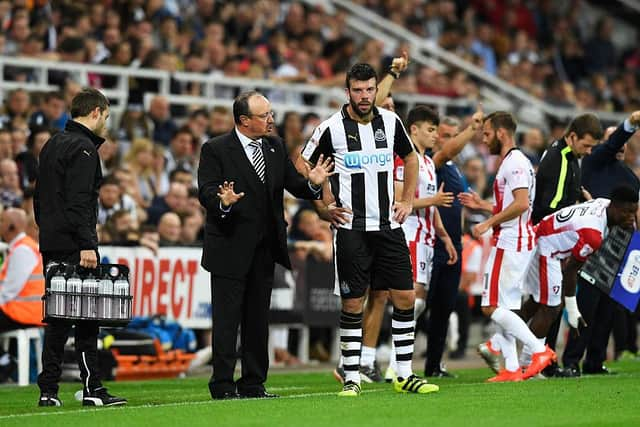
[249,140,265,182]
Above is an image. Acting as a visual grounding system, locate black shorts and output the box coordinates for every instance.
[335,227,413,299]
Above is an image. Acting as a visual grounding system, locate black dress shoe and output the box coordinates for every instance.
[583,365,611,375]
[239,390,279,399]
[211,391,240,400]
[556,365,581,378]
[425,367,457,378]
[541,361,559,378]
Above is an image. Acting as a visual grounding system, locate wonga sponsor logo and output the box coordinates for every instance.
[344,151,393,169]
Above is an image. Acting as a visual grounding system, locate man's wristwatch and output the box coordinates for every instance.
[389,68,400,79]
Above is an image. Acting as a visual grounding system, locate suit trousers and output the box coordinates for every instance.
[209,240,275,397]
[424,254,462,374]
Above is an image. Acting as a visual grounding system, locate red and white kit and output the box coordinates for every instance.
[394,153,437,285]
[524,198,608,306]
[482,149,536,309]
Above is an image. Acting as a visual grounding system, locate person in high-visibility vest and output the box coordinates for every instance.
[0,208,44,383]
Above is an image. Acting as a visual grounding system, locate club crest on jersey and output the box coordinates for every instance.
[553,285,560,294]
[419,262,426,271]
[579,244,594,258]
[374,129,386,142]
[340,281,351,294]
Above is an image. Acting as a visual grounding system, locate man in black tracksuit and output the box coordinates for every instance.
[522,114,603,375]
[561,111,640,376]
[34,88,126,407]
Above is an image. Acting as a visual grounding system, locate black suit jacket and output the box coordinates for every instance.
[198,130,319,279]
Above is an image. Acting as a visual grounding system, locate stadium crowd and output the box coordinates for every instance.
[0,0,639,383]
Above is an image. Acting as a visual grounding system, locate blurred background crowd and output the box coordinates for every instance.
[0,0,639,364]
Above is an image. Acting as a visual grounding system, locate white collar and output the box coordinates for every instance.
[235,127,262,149]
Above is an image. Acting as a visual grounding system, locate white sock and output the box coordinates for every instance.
[495,333,518,372]
[491,307,545,353]
[414,297,426,319]
[520,337,545,366]
[389,341,397,371]
[0,353,9,365]
[360,346,376,368]
[489,332,503,352]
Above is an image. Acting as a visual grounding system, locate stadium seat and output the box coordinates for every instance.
[0,328,43,386]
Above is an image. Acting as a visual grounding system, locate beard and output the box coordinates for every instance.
[488,135,501,155]
[349,98,373,118]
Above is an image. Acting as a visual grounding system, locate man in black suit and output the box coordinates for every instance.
[198,91,332,399]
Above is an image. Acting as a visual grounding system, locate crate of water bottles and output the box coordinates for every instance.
[42,263,132,325]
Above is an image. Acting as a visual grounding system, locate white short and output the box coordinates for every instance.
[408,241,433,286]
[523,248,563,307]
[481,246,533,310]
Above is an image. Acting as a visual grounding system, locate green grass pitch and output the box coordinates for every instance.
[1,360,639,427]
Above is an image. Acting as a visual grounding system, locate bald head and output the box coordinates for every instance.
[1,207,27,241]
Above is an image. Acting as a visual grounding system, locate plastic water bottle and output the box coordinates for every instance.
[66,267,83,317]
[49,265,67,316]
[81,273,99,318]
[113,274,130,320]
[98,272,114,319]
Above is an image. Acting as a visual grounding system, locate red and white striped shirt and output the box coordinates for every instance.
[536,198,608,262]
[492,148,536,251]
[394,152,437,246]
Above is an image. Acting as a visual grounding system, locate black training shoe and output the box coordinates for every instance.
[426,364,457,378]
[82,387,127,407]
[541,361,559,378]
[556,365,581,378]
[38,392,63,407]
[360,361,384,383]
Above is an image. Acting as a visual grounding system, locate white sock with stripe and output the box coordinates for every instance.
[392,306,415,380]
[340,311,363,384]
[360,346,376,369]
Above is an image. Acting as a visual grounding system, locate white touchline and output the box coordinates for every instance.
[0,389,389,419]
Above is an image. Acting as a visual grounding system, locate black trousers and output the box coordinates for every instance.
[562,279,615,370]
[37,250,102,394]
[424,254,462,374]
[209,241,274,398]
[612,303,639,356]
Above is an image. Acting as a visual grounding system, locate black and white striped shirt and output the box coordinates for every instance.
[301,105,414,231]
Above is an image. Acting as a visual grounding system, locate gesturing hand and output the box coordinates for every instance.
[306,154,334,186]
[630,110,640,128]
[433,183,454,207]
[470,103,484,132]
[217,181,245,207]
[458,189,484,209]
[391,50,409,74]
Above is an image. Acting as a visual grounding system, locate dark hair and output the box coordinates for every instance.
[407,105,440,129]
[169,166,192,182]
[233,90,262,124]
[172,125,195,141]
[70,87,109,118]
[44,91,64,102]
[27,126,53,149]
[189,108,209,120]
[484,111,517,135]
[564,113,603,140]
[610,185,639,205]
[345,63,378,89]
[100,174,120,188]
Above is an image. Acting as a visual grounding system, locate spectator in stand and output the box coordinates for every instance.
[29,92,67,131]
[181,209,205,246]
[278,112,304,154]
[585,17,616,75]
[97,132,120,176]
[519,127,546,168]
[15,126,52,190]
[471,22,497,75]
[10,124,29,160]
[117,105,153,144]
[0,159,23,208]
[97,174,139,227]
[0,89,31,128]
[165,126,196,173]
[123,138,159,208]
[157,212,182,246]
[169,167,195,189]
[208,106,234,138]
[146,181,188,226]
[187,108,211,146]
[100,209,138,245]
[0,129,12,160]
[148,96,177,146]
